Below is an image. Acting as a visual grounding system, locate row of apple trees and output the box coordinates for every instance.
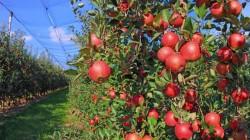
[0,28,68,102]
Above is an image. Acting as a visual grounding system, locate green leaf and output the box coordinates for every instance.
[192,22,199,33]
[206,35,215,43]
[204,22,216,29]
[151,32,161,42]
[148,117,157,126]
[194,4,207,19]
[209,69,216,77]
[161,9,171,21]
[153,13,162,27]
[73,73,82,81]
[183,17,193,34]
[88,10,97,16]
[80,47,92,59]
[241,17,250,31]
[224,15,240,26]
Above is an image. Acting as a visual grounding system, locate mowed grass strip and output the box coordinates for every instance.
[0,88,69,140]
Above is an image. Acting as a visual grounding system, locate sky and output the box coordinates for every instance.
[0,0,249,70]
[0,0,92,69]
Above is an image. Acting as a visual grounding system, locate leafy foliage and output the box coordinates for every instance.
[0,28,68,100]
[68,0,250,140]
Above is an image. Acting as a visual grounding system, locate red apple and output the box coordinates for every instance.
[165,53,186,73]
[217,47,233,62]
[228,33,245,49]
[227,0,242,16]
[161,31,179,48]
[157,47,175,62]
[191,32,203,46]
[144,13,154,26]
[180,41,201,61]
[205,112,221,127]
[164,111,178,126]
[88,61,111,82]
[91,33,103,48]
[164,83,180,98]
[169,12,184,28]
[210,2,224,18]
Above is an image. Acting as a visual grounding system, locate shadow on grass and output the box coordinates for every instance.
[0,88,69,140]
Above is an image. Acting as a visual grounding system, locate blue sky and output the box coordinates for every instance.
[0,0,92,69]
[0,0,249,69]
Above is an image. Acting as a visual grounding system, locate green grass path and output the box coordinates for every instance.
[0,88,69,140]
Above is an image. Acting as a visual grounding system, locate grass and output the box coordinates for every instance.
[0,88,69,140]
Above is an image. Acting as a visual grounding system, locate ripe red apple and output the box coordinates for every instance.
[148,108,159,120]
[169,12,184,28]
[216,63,231,75]
[201,128,211,140]
[108,88,116,99]
[122,121,131,127]
[142,135,153,140]
[125,133,141,140]
[228,33,245,49]
[118,0,129,12]
[217,78,229,91]
[144,13,154,26]
[205,112,221,127]
[214,126,224,139]
[180,41,201,61]
[94,115,99,123]
[184,89,197,103]
[217,47,233,62]
[164,111,178,126]
[175,123,193,140]
[91,33,103,48]
[160,19,169,29]
[121,115,130,120]
[165,53,186,73]
[120,92,127,100]
[227,0,242,16]
[192,119,201,132]
[157,47,175,62]
[88,60,111,82]
[161,32,179,48]
[164,83,180,98]
[210,2,224,18]
[182,101,194,111]
[132,95,144,106]
[232,53,241,65]
[137,116,144,123]
[231,88,249,105]
[89,119,95,126]
[191,32,203,46]
[230,118,239,130]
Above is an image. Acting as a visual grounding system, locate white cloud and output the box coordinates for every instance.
[49,26,74,44]
[22,35,33,41]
